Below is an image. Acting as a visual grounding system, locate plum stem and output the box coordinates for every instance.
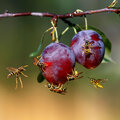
[84,15,88,30]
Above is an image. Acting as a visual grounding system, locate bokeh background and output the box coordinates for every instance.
[0,0,120,120]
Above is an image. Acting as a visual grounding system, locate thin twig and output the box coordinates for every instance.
[0,8,120,19]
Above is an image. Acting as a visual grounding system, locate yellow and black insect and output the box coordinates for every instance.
[81,40,94,56]
[33,56,42,67]
[33,56,47,72]
[33,56,52,72]
[47,83,66,94]
[67,70,83,81]
[89,77,108,88]
[7,65,28,89]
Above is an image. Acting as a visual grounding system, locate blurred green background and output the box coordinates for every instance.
[0,0,120,120]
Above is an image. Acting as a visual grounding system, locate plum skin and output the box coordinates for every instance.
[71,30,105,69]
[40,42,75,85]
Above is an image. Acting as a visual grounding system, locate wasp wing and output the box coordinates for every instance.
[98,79,108,83]
[6,67,17,72]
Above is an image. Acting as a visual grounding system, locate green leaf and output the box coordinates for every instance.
[29,28,51,58]
[88,26,113,63]
[29,39,43,57]
[37,71,45,83]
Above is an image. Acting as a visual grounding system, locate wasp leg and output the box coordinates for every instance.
[37,55,42,60]
[55,83,62,89]
[48,83,54,90]
[40,62,46,72]
[67,74,72,77]
[15,76,18,89]
[67,76,70,81]
[23,65,29,68]
[47,83,51,89]
[67,74,72,80]
[93,84,97,88]
[77,76,84,79]
[78,72,83,75]
[18,76,23,88]
[21,72,28,77]
[57,84,66,92]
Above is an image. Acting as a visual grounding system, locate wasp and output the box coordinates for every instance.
[81,40,94,56]
[7,65,28,89]
[33,56,52,72]
[89,77,108,88]
[33,56,42,67]
[67,70,83,81]
[33,56,46,71]
[47,83,66,94]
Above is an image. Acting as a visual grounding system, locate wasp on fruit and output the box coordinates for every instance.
[7,65,28,89]
[33,56,46,72]
[47,83,66,94]
[81,40,94,56]
[89,77,108,88]
[67,70,83,81]
[33,56,52,72]
[33,56,43,68]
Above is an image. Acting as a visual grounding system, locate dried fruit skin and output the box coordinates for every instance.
[41,43,75,85]
[71,30,105,69]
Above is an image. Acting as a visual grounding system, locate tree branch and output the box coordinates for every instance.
[0,8,120,19]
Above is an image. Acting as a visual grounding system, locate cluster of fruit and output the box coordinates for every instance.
[33,30,105,94]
